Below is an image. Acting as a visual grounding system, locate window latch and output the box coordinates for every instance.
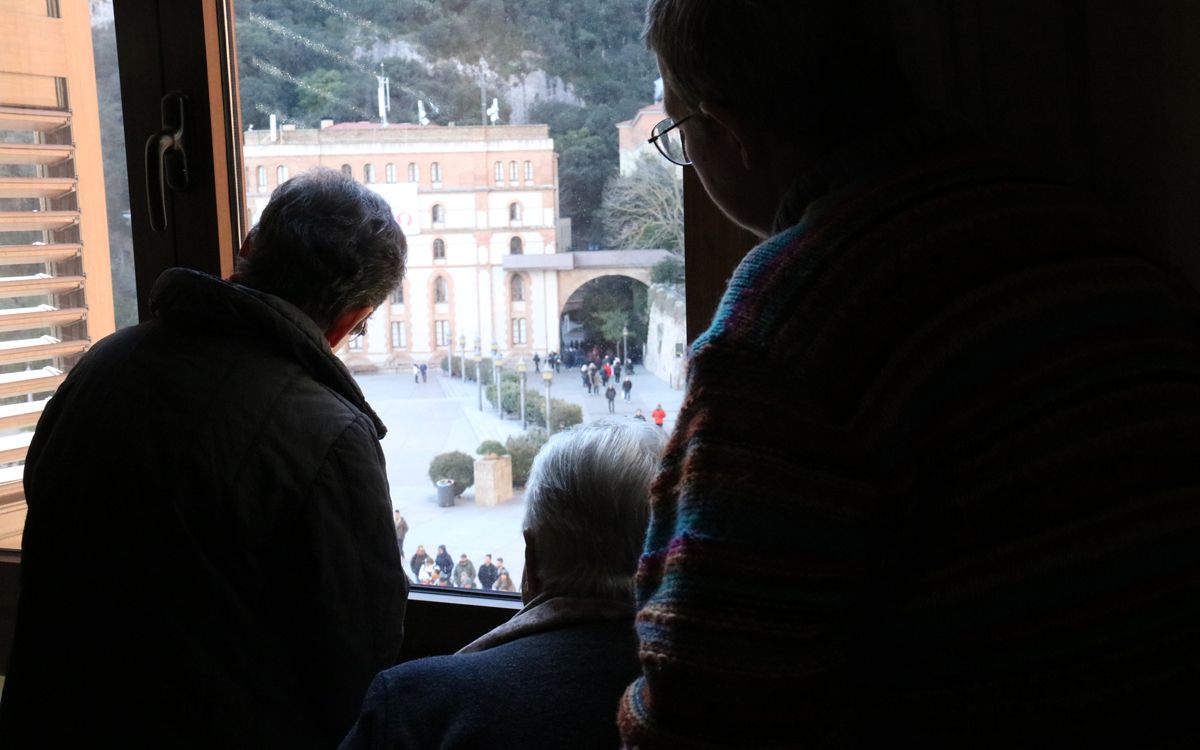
[144,91,191,232]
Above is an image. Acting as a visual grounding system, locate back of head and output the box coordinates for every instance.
[523,418,666,601]
[645,0,912,145]
[237,168,406,331]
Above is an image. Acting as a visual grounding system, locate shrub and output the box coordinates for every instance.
[428,451,475,496]
[523,396,584,435]
[651,254,685,285]
[476,440,508,457]
[506,429,549,485]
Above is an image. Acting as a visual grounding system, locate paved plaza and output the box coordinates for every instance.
[358,364,685,586]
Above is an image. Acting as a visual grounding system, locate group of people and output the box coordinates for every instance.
[406,547,517,592]
[4,1,1200,748]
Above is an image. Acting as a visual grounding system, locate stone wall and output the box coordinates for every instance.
[643,284,687,389]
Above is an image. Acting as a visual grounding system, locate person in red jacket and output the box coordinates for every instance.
[650,404,666,429]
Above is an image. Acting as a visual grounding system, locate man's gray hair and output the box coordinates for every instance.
[523,418,665,601]
[645,0,911,143]
[237,168,406,330]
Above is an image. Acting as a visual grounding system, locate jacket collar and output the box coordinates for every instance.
[149,267,387,438]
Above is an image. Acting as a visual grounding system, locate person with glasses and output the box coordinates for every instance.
[1,168,410,749]
[622,1,1200,748]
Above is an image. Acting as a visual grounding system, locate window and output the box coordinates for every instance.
[390,285,403,304]
[509,202,522,222]
[257,165,267,191]
[431,162,442,183]
[434,276,448,304]
[509,236,523,254]
[494,161,503,183]
[524,160,533,182]
[432,204,445,225]
[385,163,396,183]
[391,321,407,349]
[509,160,518,181]
[277,165,288,184]
[511,275,525,302]
[435,320,451,347]
[341,164,352,178]
[407,162,418,182]
[363,163,375,183]
[433,238,446,260]
[511,317,527,345]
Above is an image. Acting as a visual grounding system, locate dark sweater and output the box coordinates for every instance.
[619,118,1200,748]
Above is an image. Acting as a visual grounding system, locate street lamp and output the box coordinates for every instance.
[491,343,502,415]
[474,348,483,411]
[542,368,553,435]
[458,334,466,378]
[622,324,629,368]
[517,357,527,430]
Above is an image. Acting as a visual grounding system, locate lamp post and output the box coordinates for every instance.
[542,368,553,435]
[458,334,466,378]
[491,343,502,415]
[517,358,527,430]
[474,348,483,411]
[622,324,629,368]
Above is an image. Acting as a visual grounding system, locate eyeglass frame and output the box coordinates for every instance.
[648,114,695,166]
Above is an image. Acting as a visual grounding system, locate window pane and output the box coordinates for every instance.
[231,0,683,593]
[1,4,127,549]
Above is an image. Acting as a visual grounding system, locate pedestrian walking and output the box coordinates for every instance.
[651,404,666,429]
[533,353,541,371]
[419,363,427,382]
[581,365,591,393]
[412,363,420,383]
[622,376,633,401]
[605,384,617,413]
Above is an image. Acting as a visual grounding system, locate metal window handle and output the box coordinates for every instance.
[144,91,190,232]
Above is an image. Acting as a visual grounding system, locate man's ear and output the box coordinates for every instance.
[699,100,760,171]
[325,305,372,349]
[522,528,541,603]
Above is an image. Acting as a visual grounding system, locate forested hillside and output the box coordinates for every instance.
[235,0,658,246]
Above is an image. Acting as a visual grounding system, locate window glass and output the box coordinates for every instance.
[257,165,267,191]
[231,0,682,593]
[1,3,128,549]
[390,285,404,304]
[341,164,352,178]
[364,163,375,183]
[277,165,288,184]
[385,163,396,183]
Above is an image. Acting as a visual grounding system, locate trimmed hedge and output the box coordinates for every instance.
[428,451,475,496]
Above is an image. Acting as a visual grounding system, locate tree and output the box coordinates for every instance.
[601,153,684,251]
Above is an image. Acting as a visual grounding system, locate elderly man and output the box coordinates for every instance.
[621,1,1200,747]
[341,419,665,749]
[0,169,409,749]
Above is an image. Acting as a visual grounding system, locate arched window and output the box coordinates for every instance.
[509,160,518,181]
[524,160,533,182]
[385,163,396,183]
[341,164,352,178]
[256,166,267,191]
[509,236,523,254]
[363,163,376,183]
[276,165,288,184]
[432,238,446,260]
[509,202,522,222]
[431,162,442,183]
[434,276,448,304]
[494,161,503,183]
[510,275,525,302]
[407,162,418,182]
[390,285,403,304]
[431,204,445,225]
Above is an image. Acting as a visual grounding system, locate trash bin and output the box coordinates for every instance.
[436,479,456,507]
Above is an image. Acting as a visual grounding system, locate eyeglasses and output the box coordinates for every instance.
[648,115,694,166]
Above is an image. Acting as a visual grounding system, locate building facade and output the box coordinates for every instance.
[0,1,117,546]
[243,121,561,370]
